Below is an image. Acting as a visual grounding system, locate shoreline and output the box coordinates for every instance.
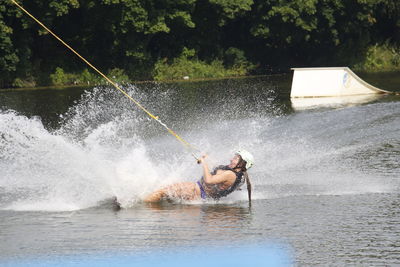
[1,70,399,92]
[0,74,288,92]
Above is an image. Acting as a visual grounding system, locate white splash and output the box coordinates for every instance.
[1,85,399,211]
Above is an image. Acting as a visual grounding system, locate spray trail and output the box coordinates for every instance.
[0,86,183,211]
[1,83,399,211]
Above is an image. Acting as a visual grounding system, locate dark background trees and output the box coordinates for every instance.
[1,0,399,88]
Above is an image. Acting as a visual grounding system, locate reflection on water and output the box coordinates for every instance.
[0,87,86,129]
[290,94,387,110]
[146,203,252,230]
[357,71,400,92]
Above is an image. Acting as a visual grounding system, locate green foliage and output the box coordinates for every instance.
[0,3,19,86]
[12,77,36,88]
[209,0,253,25]
[0,21,18,72]
[246,0,395,67]
[77,69,103,85]
[72,68,131,85]
[49,68,130,86]
[153,47,252,81]
[1,0,400,88]
[50,67,70,86]
[224,47,254,69]
[107,68,130,83]
[153,57,220,81]
[49,0,80,16]
[354,44,400,71]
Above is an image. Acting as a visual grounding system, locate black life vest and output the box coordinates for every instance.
[199,165,244,200]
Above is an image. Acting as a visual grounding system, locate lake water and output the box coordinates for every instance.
[0,74,399,266]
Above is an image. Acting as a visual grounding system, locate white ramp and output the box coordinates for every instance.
[290,67,390,98]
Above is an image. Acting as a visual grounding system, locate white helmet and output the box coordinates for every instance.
[236,149,254,170]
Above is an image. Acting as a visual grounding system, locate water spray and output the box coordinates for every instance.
[10,0,200,161]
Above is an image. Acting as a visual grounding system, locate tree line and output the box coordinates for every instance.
[1,0,399,88]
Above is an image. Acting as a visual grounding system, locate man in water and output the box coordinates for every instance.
[144,150,254,202]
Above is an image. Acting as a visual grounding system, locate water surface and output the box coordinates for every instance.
[0,74,399,265]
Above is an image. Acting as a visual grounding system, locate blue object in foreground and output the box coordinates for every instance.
[4,244,292,267]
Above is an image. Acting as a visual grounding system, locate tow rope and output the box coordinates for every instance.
[11,0,200,161]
